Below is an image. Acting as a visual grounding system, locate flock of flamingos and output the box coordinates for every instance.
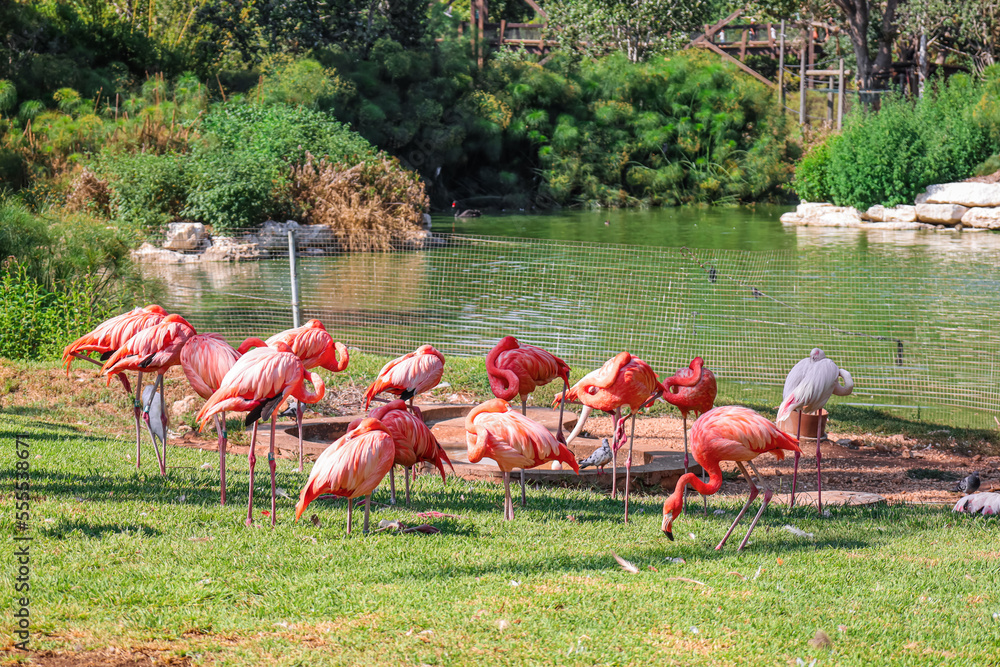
[62,305,855,552]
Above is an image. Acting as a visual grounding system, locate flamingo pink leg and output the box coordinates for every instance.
[389,467,397,505]
[347,497,354,536]
[816,409,824,514]
[624,410,638,523]
[296,401,304,472]
[738,461,774,551]
[364,494,371,532]
[520,399,527,508]
[268,414,277,527]
[246,421,258,526]
[789,410,803,508]
[405,466,411,505]
[132,371,143,469]
[158,374,168,474]
[611,407,622,499]
[214,413,227,505]
[408,398,424,422]
[503,471,513,521]
[716,462,761,551]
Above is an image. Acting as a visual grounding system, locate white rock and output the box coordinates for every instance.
[171,395,201,419]
[864,204,917,223]
[131,242,199,264]
[201,236,264,262]
[915,192,930,205]
[795,201,838,216]
[960,207,1000,229]
[779,212,801,224]
[925,182,1000,207]
[781,206,862,228]
[915,203,969,224]
[162,222,207,252]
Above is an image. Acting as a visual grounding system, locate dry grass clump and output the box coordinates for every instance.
[64,167,111,217]
[290,152,429,252]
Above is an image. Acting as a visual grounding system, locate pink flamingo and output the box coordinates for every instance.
[662,357,717,510]
[295,418,395,535]
[180,333,241,504]
[363,345,445,419]
[557,352,695,522]
[486,335,571,506]
[101,314,197,475]
[62,305,168,468]
[776,348,854,513]
[350,399,454,505]
[465,398,579,520]
[661,406,801,551]
[238,319,350,471]
[196,342,325,526]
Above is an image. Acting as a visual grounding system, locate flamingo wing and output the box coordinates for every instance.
[195,347,303,428]
[63,306,167,371]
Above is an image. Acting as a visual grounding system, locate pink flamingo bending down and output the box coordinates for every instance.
[558,352,697,522]
[363,345,445,420]
[776,348,854,513]
[662,357,717,511]
[101,314,197,476]
[295,418,395,535]
[62,305,168,469]
[465,398,579,521]
[196,342,325,527]
[238,319,350,472]
[486,335,571,507]
[661,405,801,551]
[350,399,454,505]
[180,333,241,504]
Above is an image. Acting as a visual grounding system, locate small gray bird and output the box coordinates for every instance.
[955,471,980,495]
[141,384,165,446]
[578,438,613,475]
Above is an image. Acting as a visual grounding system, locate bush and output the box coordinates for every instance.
[793,76,1000,209]
[99,152,189,232]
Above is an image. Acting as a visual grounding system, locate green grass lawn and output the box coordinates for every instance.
[2,403,999,665]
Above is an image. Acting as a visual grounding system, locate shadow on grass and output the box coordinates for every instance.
[43,518,163,539]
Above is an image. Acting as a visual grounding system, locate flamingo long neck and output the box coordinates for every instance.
[485,345,519,401]
[298,371,326,404]
[832,368,854,396]
[237,337,268,355]
[321,341,350,372]
[663,460,723,533]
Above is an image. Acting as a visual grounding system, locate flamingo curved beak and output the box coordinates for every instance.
[663,530,674,541]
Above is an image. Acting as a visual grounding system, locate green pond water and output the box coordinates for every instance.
[149,207,1000,428]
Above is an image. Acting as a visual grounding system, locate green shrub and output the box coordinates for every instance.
[99,152,189,232]
[794,77,1000,210]
[181,151,287,233]
[0,262,125,361]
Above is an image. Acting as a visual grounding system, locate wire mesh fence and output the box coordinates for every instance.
[143,226,1000,428]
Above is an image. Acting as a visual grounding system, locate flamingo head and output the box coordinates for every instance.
[663,357,705,394]
[144,304,168,315]
[347,417,391,439]
[810,348,826,361]
[661,490,685,541]
[366,398,408,422]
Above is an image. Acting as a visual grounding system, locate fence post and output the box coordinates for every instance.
[777,20,785,111]
[288,229,302,328]
[837,58,845,130]
[798,41,806,126]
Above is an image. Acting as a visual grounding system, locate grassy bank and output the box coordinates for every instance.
[1,405,999,665]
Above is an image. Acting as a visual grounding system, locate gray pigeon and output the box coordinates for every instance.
[141,384,165,446]
[578,438,613,474]
[953,492,999,515]
[955,471,980,495]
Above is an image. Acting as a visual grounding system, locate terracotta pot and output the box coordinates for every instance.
[778,408,828,441]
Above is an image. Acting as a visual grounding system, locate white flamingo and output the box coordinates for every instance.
[776,348,854,513]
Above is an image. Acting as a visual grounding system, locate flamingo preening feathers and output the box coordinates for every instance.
[62,304,168,470]
[196,342,325,527]
[101,313,198,476]
[351,399,454,505]
[558,352,690,522]
[363,344,445,418]
[180,333,241,504]
[661,405,801,551]
[238,319,350,471]
[295,417,395,535]
[777,348,854,513]
[486,335,571,507]
[465,398,579,521]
